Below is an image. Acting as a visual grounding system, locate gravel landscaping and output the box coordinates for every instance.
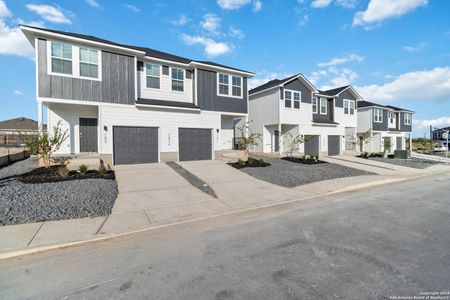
[236,156,375,188]
[0,158,118,226]
[368,157,438,169]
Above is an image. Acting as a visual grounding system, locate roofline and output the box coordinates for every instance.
[282,74,318,93]
[357,105,415,113]
[318,86,363,100]
[249,85,280,96]
[190,62,255,77]
[20,25,146,56]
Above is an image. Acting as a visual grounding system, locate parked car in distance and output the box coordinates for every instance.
[433,141,448,152]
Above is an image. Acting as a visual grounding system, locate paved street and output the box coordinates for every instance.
[1,173,450,299]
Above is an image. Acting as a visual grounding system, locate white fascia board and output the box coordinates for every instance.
[189,62,254,77]
[143,56,190,67]
[135,103,200,112]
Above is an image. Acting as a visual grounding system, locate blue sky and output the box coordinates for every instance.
[0,0,449,137]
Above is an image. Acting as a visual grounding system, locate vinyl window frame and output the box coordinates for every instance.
[145,63,161,89]
[374,108,383,123]
[319,98,327,115]
[216,73,243,99]
[404,113,412,125]
[79,47,100,79]
[171,67,184,92]
[312,97,318,113]
[343,99,355,115]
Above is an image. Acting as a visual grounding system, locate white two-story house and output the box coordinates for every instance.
[248,74,362,156]
[357,101,413,153]
[21,25,254,165]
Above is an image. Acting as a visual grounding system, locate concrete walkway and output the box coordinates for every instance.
[1,159,449,259]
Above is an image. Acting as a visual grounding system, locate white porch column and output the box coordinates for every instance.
[409,134,412,151]
[37,100,43,133]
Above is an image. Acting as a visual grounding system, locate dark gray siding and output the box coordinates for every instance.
[282,79,312,103]
[335,89,356,108]
[196,69,248,113]
[313,98,334,123]
[399,112,412,132]
[372,109,388,131]
[38,38,135,104]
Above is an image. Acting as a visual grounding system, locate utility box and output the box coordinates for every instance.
[394,150,411,159]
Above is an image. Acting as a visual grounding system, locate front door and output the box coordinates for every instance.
[79,118,98,153]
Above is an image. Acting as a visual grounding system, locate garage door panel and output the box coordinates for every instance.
[179,128,212,161]
[305,135,320,156]
[328,135,340,156]
[113,126,158,165]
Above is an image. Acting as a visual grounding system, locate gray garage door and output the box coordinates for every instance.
[304,135,320,156]
[113,126,158,165]
[396,137,403,150]
[328,135,341,156]
[179,128,212,161]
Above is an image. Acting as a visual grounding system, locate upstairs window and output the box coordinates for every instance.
[404,113,412,125]
[312,97,318,113]
[171,68,184,92]
[218,73,229,95]
[320,98,327,114]
[293,92,300,109]
[284,90,292,108]
[51,41,72,75]
[79,48,99,79]
[374,108,383,123]
[344,99,355,115]
[146,63,160,89]
[232,76,242,97]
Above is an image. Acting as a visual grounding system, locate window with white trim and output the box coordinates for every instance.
[374,108,383,123]
[293,92,300,109]
[312,97,318,113]
[79,48,99,79]
[232,76,242,97]
[146,63,160,89]
[284,90,292,108]
[51,41,72,75]
[171,68,184,92]
[404,113,412,125]
[320,98,327,114]
[218,73,229,95]
[344,99,355,115]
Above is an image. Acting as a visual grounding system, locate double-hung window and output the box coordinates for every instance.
[374,108,383,123]
[218,73,229,95]
[79,48,99,79]
[404,113,412,125]
[284,90,292,108]
[146,63,160,89]
[51,41,72,75]
[320,98,327,114]
[312,97,318,113]
[171,68,184,92]
[293,92,300,109]
[232,76,242,97]
[344,99,355,115]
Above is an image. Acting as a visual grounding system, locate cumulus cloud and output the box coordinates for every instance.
[402,42,428,53]
[217,0,251,10]
[26,4,71,24]
[311,0,333,8]
[317,54,365,67]
[336,0,357,9]
[252,0,262,12]
[356,67,450,103]
[0,0,11,17]
[181,34,233,57]
[85,0,100,8]
[229,26,244,39]
[298,14,309,27]
[413,117,450,136]
[171,14,189,26]
[200,13,221,35]
[353,0,428,28]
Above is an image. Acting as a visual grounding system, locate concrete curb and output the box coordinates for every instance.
[0,171,447,261]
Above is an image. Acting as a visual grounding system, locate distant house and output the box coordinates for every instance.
[0,117,46,144]
[432,126,450,140]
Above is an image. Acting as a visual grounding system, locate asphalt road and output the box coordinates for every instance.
[1,173,450,300]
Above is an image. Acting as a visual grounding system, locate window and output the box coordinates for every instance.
[344,99,355,115]
[218,73,229,95]
[146,63,160,89]
[293,92,300,109]
[171,68,184,92]
[79,48,99,78]
[374,108,383,123]
[320,98,327,114]
[312,97,318,113]
[404,113,412,125]
[51,41,72,75]
[284,90,292,108]
[232,76,242,97]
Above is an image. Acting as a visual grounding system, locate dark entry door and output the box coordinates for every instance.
[113,126,158,165]
[179,128,212,161]
[396,137,403,150]
[79,118,98,152]
[274,130,279,152]
[328,135,341,156]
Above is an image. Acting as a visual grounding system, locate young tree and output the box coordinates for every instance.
[235,121,262,155]
[356,129,372,152]
[26,121,68,168]
[284,132,310,158]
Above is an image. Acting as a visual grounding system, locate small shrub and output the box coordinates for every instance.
[258,158,264,165]
[99,162,108,176]
[78,164,88,174]
[57,165,69,178]
[238,159,245,166]
[302,155,306,160]
[360,151,369,159]
[247,157,254,165]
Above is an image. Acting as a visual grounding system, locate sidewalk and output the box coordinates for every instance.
[1,160,449,259]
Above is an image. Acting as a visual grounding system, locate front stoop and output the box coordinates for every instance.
[215,150,248,163]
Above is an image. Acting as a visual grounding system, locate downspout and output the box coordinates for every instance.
[278,87,282,155]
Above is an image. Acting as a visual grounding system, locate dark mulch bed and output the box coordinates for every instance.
[281,157,327,165]
[228,158,271,169]
[19,165,115,184]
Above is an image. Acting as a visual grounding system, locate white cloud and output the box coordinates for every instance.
[229,26,244,39]
[0,0,11,17]
[298,14,309,27]
[14,89,23,95]
[249,72,293,89]
[85,0,100,8]
[171,14,189,26]
[356,67,450,103]
[311,0,333,8]
[200,13,221,34]
[125,4,140,13]
[336,0,357,8]
[181,34,233,57]
[317,54,365,67]
[252,0,262,12]
[402,42,428,53]
[26,4,71,24]
[217,0,251,10]
[0,20,35,58]
[353,0,427,28]
[413,117,450,133]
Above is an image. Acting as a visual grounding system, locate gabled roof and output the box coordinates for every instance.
[20,25,253,75]
[249,74,316,95]
[357,101,414,113]
[318,86,350,96]
[0,117,45,130]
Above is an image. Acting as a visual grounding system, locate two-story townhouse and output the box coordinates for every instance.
[248,74,361,156]
[357,101,414,153]
[21,25,254,165]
